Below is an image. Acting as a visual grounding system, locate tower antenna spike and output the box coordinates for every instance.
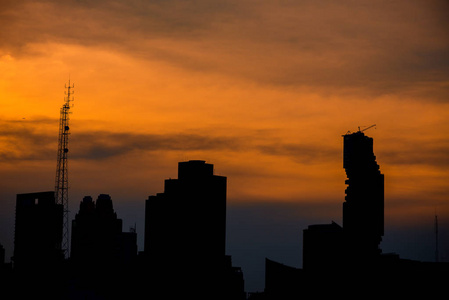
[435,212,439,262]
[55,79,74,258]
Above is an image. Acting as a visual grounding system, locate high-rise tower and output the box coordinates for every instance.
[145,160,228,297]
[145,160,227,263]
[343,129,384,257]
[55,80,74,257]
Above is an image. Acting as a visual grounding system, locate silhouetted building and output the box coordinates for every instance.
[13,191,64,271]
[301,131,385,274]
[145,160,244,298]
[0,243,4,266]
[264,258,303,299]
[263,130,449,298]
[69,194,138,299]
[343,131,384,258]
[71,194,137,269]
[302,221,345,272]
[145,160,226,261]
[145,160,226,270]
[225,255,246,300]
[118,227,138,267]
[0,242,13,298]
[0,242,12,279]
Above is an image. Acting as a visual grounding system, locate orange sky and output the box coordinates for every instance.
[1,0,449,290]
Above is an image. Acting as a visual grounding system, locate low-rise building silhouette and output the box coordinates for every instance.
[225,255,246,300]
[0,242,12,278]
[0,243,5,266]
[302,221,344,272]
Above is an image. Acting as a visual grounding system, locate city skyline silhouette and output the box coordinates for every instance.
[1,0,449,296]
[1,130,448,299]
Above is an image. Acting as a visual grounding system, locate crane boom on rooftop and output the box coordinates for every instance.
[358,124,376,132]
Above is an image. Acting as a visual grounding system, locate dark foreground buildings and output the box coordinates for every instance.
[261,130,449,299]
[5,133,449,299]
[4,160,244,299]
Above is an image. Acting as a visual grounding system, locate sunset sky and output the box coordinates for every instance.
[1,0,449,292]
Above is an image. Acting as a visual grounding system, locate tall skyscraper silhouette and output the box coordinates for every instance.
[302,130,385,273]
[145,160,243,298]
[343,130,384,259]
[145,160,226,262]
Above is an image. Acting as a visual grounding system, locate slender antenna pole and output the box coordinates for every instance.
[435,213,439,263]
[55,80,74,258]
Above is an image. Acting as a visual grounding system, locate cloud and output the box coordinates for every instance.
[1,116,448,176]
[2,115,448,172]
[378,137,449,167]
[70,131,245,160]
[256,143,339,164]
[2,0,448,96]
[383,145,449,167]
[0,120,242,161]
[0,118,339,166]
[0,118,57,161]
[71,129,342,165]
[0,0,240,55]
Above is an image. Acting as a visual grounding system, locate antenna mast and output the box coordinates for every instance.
[435,214,439,262]
[55,80,74,258]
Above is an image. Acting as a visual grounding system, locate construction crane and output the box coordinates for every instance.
[55,80,74,258]
[358,124,376,132]
[343,124,376,136]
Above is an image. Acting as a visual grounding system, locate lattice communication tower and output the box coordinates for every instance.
[55,80,74,258]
